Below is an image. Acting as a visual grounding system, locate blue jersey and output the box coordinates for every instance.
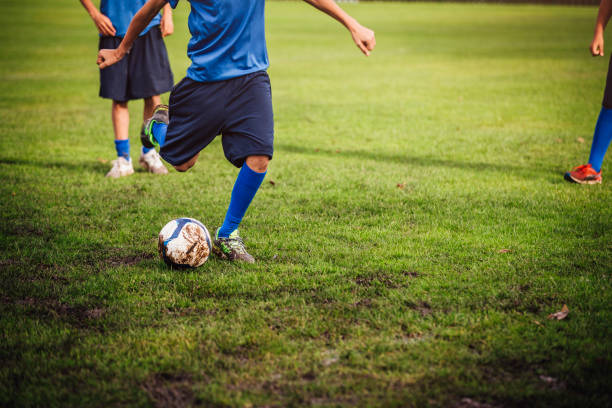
[168,0,269,82]
[100,0,161,37]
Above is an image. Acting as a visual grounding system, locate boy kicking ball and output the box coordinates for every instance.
[566,0,612,184]
[97,0,375,262]
[80,0,175,178]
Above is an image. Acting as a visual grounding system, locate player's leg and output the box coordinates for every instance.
[143,77,224,171]
[565,54,612,184]
[106,100,135,178]
[98,35,133,178]
[139,95,168,174]
[565,108,611,184]
[126,25,173,174]
[213,71,274,263]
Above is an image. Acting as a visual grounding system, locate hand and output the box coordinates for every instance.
[591,31,604,56]
[92,12,116,37]
[161,13,174,37]
[97,48,124,69]
[350,23,376,56]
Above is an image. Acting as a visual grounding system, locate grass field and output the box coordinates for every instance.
[1,1,611,407]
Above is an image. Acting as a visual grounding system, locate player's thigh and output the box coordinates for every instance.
[221,71,274,168]
[159,77,225,168]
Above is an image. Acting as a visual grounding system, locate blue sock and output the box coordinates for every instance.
[152,122,167,147]
[218,164,267,238]
[588,106,612,172]
[114,139,130,161]
[142,146,153,154]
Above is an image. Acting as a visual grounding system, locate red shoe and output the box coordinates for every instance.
[564,164,602,184]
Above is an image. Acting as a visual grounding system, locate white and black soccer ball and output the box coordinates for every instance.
[158,218,212,268]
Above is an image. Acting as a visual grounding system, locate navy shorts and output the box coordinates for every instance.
[161,71,274,168]
[98,25,174,102]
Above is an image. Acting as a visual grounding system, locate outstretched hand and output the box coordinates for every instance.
[350,23,376,56]
[591,31,604,56]
[161,13,174,37]
[97,48,124,69]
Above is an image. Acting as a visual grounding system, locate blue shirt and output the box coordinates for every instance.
[100,0,161,37]
[168,0,269,82]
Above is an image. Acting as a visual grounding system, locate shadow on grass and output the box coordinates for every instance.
[276,143,560,179]
[0,157,109,174]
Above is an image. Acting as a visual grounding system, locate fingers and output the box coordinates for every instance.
[355,27,375,57]
[357,41,369,56]
[592,44,604,57]
[101,17,116,36]
[97,49,116,69]
[97,52,108,69]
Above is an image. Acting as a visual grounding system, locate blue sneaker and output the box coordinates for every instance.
[142,104,169,149]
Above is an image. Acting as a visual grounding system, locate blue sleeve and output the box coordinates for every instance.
[168,0,179,8]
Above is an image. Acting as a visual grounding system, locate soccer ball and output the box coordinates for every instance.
[158,218,212,268]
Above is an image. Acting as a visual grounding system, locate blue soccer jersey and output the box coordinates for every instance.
[101,0,161,37]
[168,0,269,82]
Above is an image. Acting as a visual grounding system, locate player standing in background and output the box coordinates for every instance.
[97,0,376,262]
[80,0,175,178]
[566,0,612,184]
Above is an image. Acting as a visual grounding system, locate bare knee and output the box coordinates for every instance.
[173,153,199,172]
[112,100,128,110]
[174,163,193,172]
[245,155,269,173]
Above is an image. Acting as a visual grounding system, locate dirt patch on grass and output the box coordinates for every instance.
[107,250,155,267]
[355,273,399,289]
[403,270,421,278]
[142,373,195,408]
[404,300,433,316]
[455,397,499,408]
[353,298,373,308]
[164,307,217,317]
[10,297,105,327]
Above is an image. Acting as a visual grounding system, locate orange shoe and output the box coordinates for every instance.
[564,164,602,184]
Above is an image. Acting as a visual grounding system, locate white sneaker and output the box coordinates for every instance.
[105,157,134,178]
[139,149,168,174]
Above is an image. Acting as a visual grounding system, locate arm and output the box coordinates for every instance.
[79,0,116,36]
[592,0,612,56]
[97,0,167,69]
[161,2,174,38]
[302,0,375,56]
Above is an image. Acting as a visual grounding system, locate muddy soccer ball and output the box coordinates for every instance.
[158,218,212,268]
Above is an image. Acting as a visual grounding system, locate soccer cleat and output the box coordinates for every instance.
[142,104,169,149]
[105,156,134,178]
[564,164,602,184]
[139,149,168,174]
[213,228,255,263]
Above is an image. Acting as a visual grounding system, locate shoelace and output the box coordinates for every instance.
[224,236,247,254]
[572,164,592,174]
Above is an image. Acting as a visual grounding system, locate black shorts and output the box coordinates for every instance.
[98,25,174,102]
[603,53,612,109]
[161,71,274,168]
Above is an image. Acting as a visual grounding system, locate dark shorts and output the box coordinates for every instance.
[161,71,274,168]
[98,25,174,102]
[603,53,612,109]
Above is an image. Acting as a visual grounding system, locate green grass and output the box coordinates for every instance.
[1,1,611,406]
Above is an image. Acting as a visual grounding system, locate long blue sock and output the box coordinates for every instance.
[114,139,130,161]
[588,106,612,172]
[218,164,267,238]
[152,122,167,147]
